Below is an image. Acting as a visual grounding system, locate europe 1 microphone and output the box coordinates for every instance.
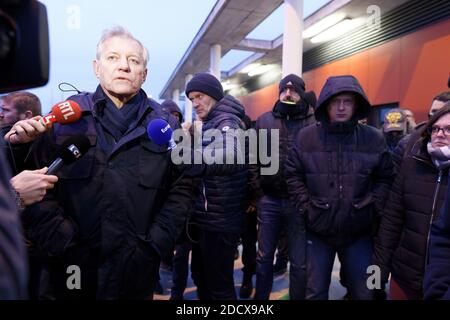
[146,119,177,150]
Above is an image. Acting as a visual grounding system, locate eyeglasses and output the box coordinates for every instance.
[429,126,450,136]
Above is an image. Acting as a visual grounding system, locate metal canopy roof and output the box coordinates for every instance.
[159,0,409,99]
[160,0,284,99]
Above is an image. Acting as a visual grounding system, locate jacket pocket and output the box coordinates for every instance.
[350,194,375,234]
[352,194,375,210]
[119,238,160,298]
[306,197,332,235]
[138,139,170,189]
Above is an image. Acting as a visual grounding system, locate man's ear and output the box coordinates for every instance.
[23,110,34,119]
[142,68,148,84]
[93,59,100,78]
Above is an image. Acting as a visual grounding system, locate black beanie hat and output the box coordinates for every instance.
[279,74,306,95]
[185,72,224,102]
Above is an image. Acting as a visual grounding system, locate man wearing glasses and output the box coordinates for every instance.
[374,104,450,299]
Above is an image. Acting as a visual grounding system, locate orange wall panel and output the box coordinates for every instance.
[399,21,450,120]
[302,71,315,92]
[239,83,278,120]
[348,50,370,93]
[368,39,401,105]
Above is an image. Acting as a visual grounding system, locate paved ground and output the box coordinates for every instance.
[154,246,347,300]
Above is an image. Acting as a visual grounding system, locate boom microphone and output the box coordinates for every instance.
[47,135,91,175]
[146,119,176,150]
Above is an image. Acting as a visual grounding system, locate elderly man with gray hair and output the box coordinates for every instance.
[21,26,194,299]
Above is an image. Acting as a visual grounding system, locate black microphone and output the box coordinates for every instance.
[47,135,91,175]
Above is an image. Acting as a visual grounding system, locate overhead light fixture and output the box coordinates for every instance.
[221,80,237,91]
[248,64,275,77]
[239,63,260,74]
[310,17,366,44]
[303,13,346,38]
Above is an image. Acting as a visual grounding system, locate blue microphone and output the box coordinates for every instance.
[146,119,177,150]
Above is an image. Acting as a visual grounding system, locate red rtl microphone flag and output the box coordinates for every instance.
[40,100,82,127]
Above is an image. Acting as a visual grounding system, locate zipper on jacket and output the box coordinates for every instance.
[430,170,443,219]
[338,141,343,199]
[424,170,443,269]
[203,182,208,212]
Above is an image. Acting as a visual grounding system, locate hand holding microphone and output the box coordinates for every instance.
[47,135,91,175]
[147,119,245,177]
[10,168,58,207]
[9,135,90,208]
[4,100,82,144]
[147,118,207,176]
[4,116,47,144]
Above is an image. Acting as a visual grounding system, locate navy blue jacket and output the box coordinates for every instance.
[193,95,247,233]
[1,124,36,175]
[424,173,450,300]
[23,86,194,299]
[248,100,315,199]
[286,76,393,244]
[0,140,28,299]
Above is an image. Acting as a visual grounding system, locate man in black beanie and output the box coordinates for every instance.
[185,72,247,300]
[185,72,225,120]
[248,73,315,300]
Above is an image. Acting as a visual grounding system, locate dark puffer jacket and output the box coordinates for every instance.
[286,75,393,245]
[193,95,247,233]
[373,107,450,292]
[424,173,450,300]
[248,100,315,199]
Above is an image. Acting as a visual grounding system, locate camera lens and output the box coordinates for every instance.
[0,10,17,63]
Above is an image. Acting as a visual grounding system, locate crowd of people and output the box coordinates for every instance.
[1,25,450,300]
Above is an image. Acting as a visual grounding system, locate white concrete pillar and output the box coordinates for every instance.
[184,74,193,123]
[172,89,180,106]
[282,0,304,77]
[210,44,221,80]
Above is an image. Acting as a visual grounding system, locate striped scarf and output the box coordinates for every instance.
[427,143,450,170]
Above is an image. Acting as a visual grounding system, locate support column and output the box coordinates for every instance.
[184,74,193,123]
[210,44,221,80]
[172,89,180,106]
[282,0,304,77]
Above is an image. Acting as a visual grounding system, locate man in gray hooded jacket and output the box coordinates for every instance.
[286,75,393,300]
